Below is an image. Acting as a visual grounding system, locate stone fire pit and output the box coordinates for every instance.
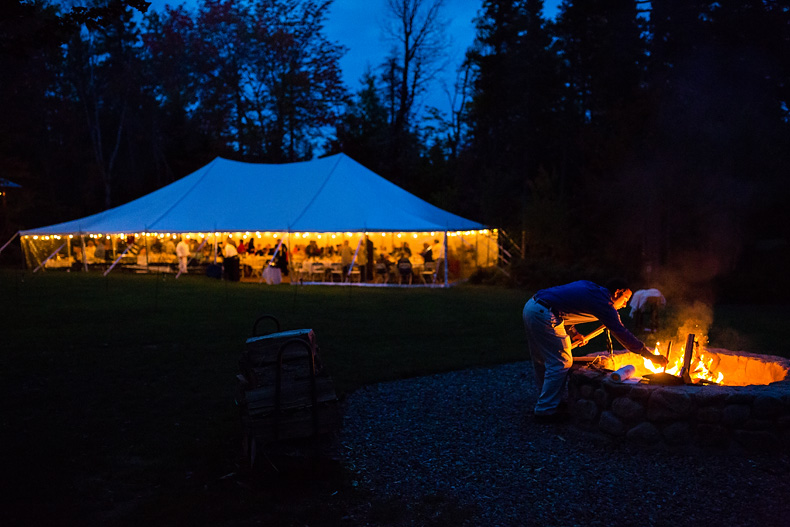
[568,348,790,451]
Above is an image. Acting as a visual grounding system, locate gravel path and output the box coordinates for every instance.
[339,362,790,526]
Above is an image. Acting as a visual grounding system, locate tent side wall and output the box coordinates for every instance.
[21,229,500,282]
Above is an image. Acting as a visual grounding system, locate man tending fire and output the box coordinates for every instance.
[523,279,668,423]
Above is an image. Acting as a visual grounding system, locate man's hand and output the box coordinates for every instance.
[647,353,668,367]
[571,333,587,348]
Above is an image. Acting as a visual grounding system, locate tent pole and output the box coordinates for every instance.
[476,231,480,269]
[443,231,449,288]
[459,233,468,278]
[33,242,66,273]
[80,234,88,272]
[144,233,150,269]
[286,232,292,283]
[0,230,19,256]
[485,231,489,267]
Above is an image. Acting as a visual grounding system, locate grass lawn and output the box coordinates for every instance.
[1,269,787,525]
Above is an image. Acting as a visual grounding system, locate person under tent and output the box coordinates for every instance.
[223,237,240,281]
[176,237,190,274]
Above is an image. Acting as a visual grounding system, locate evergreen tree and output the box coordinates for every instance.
[639,0,790,274]
[465,0,564,239]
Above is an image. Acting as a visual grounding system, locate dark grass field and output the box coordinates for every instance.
[1,269,787,525]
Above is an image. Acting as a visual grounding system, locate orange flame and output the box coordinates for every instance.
[642,340,724,384]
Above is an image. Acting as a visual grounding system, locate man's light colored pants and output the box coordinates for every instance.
[522,298,573,415]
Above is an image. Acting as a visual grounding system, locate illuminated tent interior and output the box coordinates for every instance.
[19,153,497,284]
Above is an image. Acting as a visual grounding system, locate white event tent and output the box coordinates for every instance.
[18,153,497,284]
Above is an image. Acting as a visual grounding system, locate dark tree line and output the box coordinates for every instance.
[455,0,790,295]
[2,0,347,227]
[2,0,789,296]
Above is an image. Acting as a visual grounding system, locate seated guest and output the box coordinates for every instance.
[306,240,321,257]
[291,245,306,265]
[375,253,392,283]
[396,253,413,282]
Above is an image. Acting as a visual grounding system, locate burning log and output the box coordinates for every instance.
[663,341,672,373]
[644,333,722,385]
[680,334,696,384]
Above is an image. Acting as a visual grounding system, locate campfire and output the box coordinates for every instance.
[574,314,788,386]
[642,334,724,385]
[582,330,789,387]
[567,330,790,450]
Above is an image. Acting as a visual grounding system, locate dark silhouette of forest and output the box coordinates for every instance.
[2,0,789,299]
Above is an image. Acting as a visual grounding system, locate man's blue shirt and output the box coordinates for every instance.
[535,280,644,353]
